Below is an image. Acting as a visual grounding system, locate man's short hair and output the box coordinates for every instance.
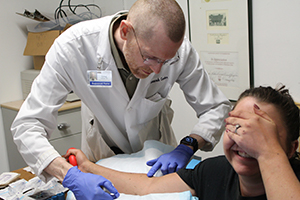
[128,0,186,43]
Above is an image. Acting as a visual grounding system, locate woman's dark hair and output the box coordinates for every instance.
[238,85,300,159]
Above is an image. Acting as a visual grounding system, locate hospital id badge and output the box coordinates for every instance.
[87,70,112,87]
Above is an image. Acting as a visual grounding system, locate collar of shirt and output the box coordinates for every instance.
[109,12,139,99]
[109,12,128,72]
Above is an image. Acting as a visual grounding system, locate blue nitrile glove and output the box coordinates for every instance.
[62,166,119,200]
[146,144,194,177]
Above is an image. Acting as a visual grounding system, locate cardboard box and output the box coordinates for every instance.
[23,24,72,70]
[23,30,60,70]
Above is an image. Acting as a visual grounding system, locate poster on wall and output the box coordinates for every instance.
[189,0,253,101]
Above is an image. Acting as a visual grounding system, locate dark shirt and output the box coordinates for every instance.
[177,155,300,200]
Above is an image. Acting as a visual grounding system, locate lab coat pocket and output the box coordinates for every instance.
[147,92,165,102]
[136,93,168,125]
[85,119,115,162]
[138,98,178,147]
[81,103,114,162]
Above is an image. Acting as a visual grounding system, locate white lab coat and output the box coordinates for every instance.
[81,99,177,162]
[11,11,231,181]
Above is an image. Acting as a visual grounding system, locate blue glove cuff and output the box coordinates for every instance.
[62,166,80,189]
[176,144,194,157]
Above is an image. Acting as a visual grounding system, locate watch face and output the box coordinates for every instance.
[182,136,196,145]
[185,137,194,143]
[181,136,198,153]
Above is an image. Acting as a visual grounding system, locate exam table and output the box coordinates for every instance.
[66,140,198,200]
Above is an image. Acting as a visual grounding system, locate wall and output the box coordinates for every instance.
[1,0,299,174]
[252,0,300,102]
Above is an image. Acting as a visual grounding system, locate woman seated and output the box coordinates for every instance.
[65,85,300,200]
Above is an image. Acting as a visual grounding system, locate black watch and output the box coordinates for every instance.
[180,136,198,153]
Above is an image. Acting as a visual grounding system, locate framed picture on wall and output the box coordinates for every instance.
[188,0,253,101]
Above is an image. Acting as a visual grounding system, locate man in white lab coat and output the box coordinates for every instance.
[11,0,231,199]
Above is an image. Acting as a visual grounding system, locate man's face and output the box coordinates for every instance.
[123,21,182,79]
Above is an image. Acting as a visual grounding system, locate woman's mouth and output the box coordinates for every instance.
[237,151,252,158]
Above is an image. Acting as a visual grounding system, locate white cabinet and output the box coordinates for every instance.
[1,100,82,171]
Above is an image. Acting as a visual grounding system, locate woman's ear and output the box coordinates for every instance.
[119,20,132,40]
[288,140,299,158]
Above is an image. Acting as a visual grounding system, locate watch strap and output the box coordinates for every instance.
[180,136,198,153]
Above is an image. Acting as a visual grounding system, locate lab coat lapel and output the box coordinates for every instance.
[96,57,129,102]
[129,73,154,105]
[95,47,132,152]
[95,60,133,152]
[96,25,129,101]
[110,63,130,101]
[126,74,155,152]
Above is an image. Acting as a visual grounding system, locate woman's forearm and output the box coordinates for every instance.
[82,162,193,195]
[258,153,300,200]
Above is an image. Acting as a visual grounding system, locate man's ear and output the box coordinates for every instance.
[119,20,132,40]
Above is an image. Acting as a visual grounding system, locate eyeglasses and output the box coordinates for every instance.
[131,26,180,66]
